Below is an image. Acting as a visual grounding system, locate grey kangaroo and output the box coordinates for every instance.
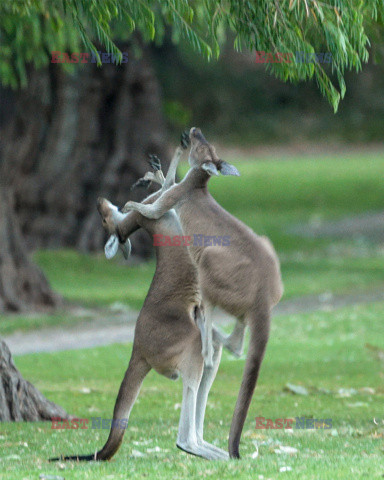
[51,195,228,461]
[118,128,283,458]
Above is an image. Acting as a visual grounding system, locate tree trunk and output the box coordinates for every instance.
[0,338,68,421]
[0,43,167,420]
[0,185,59,312]
[0,42,168,258]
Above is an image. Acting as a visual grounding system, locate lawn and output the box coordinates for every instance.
[1,301,383,479]
[1,152,383,478]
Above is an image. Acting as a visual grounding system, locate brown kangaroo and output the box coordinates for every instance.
[51,196,228,461]
[119,128,283,458]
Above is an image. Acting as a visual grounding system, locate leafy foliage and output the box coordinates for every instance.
[0,0,383,110]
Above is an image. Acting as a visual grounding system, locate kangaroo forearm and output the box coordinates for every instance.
[116,212,140,242]
[123,201,163,219]
[123,182,183,221]
[117,187,165,240]
[163,145,184,190]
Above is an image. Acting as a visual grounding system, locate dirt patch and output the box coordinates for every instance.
[5,289,384,356]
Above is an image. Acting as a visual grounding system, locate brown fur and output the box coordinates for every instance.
[118,128,283,458]
[55,198,228,461]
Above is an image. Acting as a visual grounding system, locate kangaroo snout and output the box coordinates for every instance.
[190,127,207,144]
[96,197,116,234]
[97,197,108,213]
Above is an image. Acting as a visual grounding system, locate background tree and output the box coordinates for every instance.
[0,338,69,421]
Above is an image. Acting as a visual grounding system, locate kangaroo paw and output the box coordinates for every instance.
[148,154,162,171]
[130,178,151,191]
[181,130,190,149]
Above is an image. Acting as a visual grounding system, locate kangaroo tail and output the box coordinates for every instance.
[49,453,97,462]
[50,354,150,462]
[228,302,271,459]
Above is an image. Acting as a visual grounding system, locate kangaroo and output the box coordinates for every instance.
[51,196,228,462]
[121,135,246,366]
[118,128,283,458]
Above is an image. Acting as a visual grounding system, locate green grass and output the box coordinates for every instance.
[200,153,384,252]
[1,152,382,335]
[1,301,383,479]
[34,250,155,310]
[1,153,383,478]
[38,153,384,303]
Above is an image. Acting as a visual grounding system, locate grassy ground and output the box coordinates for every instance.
[1,301,383,479]
[46,152,384,295]
[1,152,383,478]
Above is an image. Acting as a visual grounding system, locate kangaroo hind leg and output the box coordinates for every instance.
[215,319,246,358]
[195,331,228,459]
[197,301,214,368]
[176,340,226,461]
[96,354,151,460]
[53,353,150,461]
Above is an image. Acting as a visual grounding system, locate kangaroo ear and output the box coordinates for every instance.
[201,162,219,176]
[119,238,131,260]
[219,161,240,176]
[105,234,119,259]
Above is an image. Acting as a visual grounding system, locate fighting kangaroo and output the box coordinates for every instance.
[51,195,228,461]
[118,128,283,458]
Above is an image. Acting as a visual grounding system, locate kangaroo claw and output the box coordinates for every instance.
[130,178,152,191]
[181,130,190,150]
[148,154,162,171]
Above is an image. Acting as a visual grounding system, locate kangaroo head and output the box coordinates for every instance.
[97,198,120,235]
[97,197,131,260]
[188,127,240,177]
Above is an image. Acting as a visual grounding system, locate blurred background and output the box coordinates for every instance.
[0,5,383,478]
[154,37,384,146]
[1,33,384,317]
